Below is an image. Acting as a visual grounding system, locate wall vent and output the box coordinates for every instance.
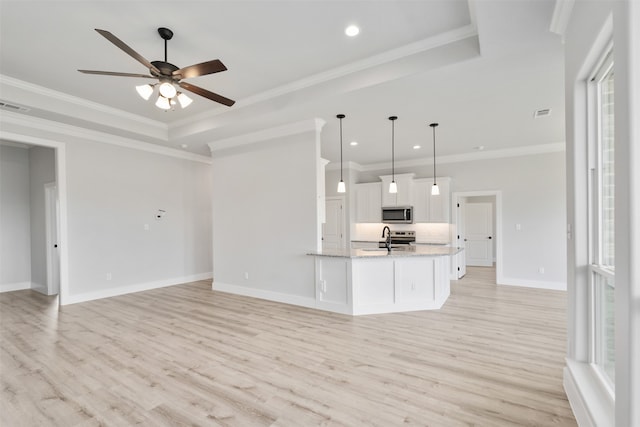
[0,100,30,113]
[534,108,551,118]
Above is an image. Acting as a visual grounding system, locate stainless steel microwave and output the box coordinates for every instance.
[381,206,413,224]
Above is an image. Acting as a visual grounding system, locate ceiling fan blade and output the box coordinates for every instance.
[179,82,235,107]
[78,70,154,78]
[173,60,227,79]
[94,29,161,75]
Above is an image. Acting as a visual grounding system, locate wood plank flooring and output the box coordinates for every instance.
[0,267,576,426]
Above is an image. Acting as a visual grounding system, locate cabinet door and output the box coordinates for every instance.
[380,176,397,207]
[395,258,434,303]
[412,180,430,222]
[368,183,382,222]
[355,183,382,223]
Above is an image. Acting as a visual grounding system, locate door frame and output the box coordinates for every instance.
[324,196,346,249]
[44,182,60,295]
[452,190,503,284]
[1,131,69,306]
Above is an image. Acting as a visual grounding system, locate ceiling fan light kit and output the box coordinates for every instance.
[78,27,235,111]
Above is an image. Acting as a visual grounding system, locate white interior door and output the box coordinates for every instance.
[464,202,493,267]
[44,183,60,295]
[323,197,345,250]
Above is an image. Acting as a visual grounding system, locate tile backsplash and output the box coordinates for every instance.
[353,222,452,243]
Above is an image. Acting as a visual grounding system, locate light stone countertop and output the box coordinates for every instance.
[308,246,462,259]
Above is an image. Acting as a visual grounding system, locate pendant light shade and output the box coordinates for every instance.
[430,122,440,196]
[336,114,346,193]
[136,84,154,100]
[155,95,171,110]
[389,116,398,193]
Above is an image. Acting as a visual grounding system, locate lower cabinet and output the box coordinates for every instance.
[313,255,451,315]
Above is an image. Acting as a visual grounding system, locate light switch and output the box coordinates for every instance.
[144,224,149,231]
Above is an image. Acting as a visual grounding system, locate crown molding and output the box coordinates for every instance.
[0,110,211,164]
[325,161,363,172]
[175,24,478,129]
[0,74,168,138]
[550,0,575,38]
[340,142,566,172]
[209,118,326,153]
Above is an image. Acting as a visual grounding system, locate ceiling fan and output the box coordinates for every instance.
[78,27,235,109]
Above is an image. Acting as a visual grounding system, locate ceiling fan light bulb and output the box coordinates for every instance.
[177,92,193,108]
[135,84,154,100]
[159,81,177,98]
[431,183,440,196]
[389,181,398,194]
[337,180,346,193]
[155,95,171,110]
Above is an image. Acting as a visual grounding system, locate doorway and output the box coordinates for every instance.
[452,191,502,284]
[0,134,68,306]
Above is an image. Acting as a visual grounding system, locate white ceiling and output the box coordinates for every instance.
[0,0,564,165]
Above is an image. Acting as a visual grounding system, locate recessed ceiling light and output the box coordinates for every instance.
[413,145,421,149]
[350,141,358,146]
[345,25,360,37]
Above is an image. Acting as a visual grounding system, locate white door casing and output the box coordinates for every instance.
[456,200,467,278]
[323,197,345,250]
[44,182,60,295]
[465,202,493,267]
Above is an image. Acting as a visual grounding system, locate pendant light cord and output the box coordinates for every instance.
[430,122,438,186]
[389,116,397,181]
[339,117,343,181]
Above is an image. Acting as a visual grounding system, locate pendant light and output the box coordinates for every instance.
[336,114,346,193]
[389,116,398,193]
[430,122,440,195]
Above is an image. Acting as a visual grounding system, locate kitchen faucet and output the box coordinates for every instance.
[381,226,392,252]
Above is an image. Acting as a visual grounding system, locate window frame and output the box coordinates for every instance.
[587,48,615,397]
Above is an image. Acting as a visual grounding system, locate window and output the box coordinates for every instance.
[589,52,615,391]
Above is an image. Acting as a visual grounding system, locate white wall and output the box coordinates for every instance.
[29,146,55,291]
[1,115,214,304]
[0,144,31,291]
[64,140,213,301]
[211,121,321,306]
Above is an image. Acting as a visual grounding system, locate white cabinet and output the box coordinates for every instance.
[355,182,382,223]
[412,177,451,223]
[379,173,414,206]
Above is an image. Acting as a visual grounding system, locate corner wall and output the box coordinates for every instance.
[210,120,323,306]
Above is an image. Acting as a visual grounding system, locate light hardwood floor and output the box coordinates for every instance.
[1,267,576,426]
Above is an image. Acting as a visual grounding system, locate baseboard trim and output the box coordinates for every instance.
[0,281,32,293]
[498,276,566,291]
[62,273,213,305]
[212,281,317,310]
[563,359,614,427]
[30,283,49,295]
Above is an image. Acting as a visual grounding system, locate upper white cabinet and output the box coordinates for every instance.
[379,173,415,207]
[412,177,451,223]
[355,182,382,223]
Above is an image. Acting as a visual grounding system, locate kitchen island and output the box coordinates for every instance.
[307,246,461,315]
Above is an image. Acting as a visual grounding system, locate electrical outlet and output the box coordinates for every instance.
[144,224,149,231]
[538,267,545,274]
[106,273,112,281]
[411,283,416,291]
[244,272,249,280]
